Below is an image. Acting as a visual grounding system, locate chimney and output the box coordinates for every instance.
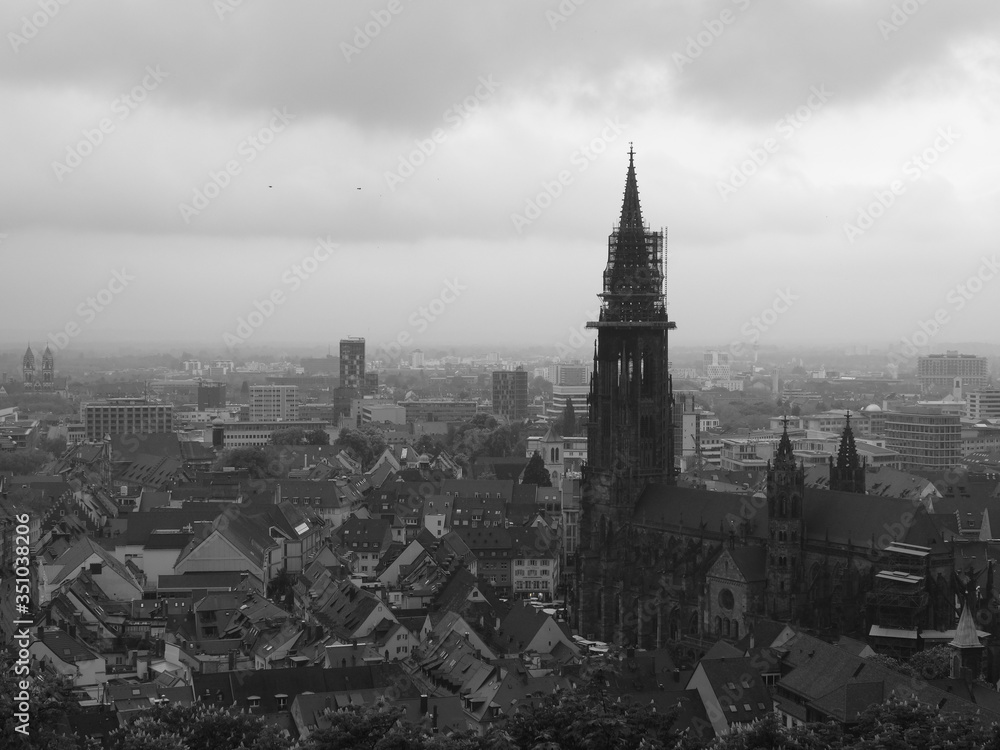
[420,694,428,714]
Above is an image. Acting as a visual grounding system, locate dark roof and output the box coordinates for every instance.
[634,483,937,549]
[143,532,192,550]
[110,433,181,461]
[471,457,527,481]
[157,571,255,592]
[36,627,101,664]
[497,602,550,652]
[120,507,222,545]
[727,546,766,582]
[693,657,772,726]
[193,663,418,714]
[779,632,1000,725]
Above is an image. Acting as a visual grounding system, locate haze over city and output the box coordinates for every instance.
[2,0,999,355]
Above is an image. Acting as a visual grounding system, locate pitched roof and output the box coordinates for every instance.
[35,626,101,663]
[497,602,550,652]
[110,432,181,461]
[48,536,139,589]
[691,657,772,726]
[194,663,417,714]
[120,507,222,545]
[727,546,767,582]
[778,632,1000,725]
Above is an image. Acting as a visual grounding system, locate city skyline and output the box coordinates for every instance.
[2,2,999,355]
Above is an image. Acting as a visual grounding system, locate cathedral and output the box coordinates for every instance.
[574,151,992,659]
[22,344,55,389]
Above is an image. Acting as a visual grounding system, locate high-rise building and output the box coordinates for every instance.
[339,338,366,389]
[197,381,227,409]
[884,407,961,470]
[492,368,528,420]
[249,385,299,421]
[966,389,1000,421]
[411,349,425,369]
[551,363,589,386]
[917,352,989,395]
[81,399,173,440]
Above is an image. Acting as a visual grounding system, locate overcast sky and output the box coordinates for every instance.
[1,0,999,360]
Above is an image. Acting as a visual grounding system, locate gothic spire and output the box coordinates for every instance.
[836,412,860,470]
[775,415,795,467]
[619,143,644,233]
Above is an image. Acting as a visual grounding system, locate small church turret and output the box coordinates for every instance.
[829,412,865,493]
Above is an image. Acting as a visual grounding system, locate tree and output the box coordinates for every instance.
[563,400,577,436]
[843,699,998,749]
[522,451,551,486]
[501,673,678,750]
[305,428,330,445]
[38,434,68,457]
[335,427,387,471]
[267,569,296,611]
[414,434,442,456]
[270,428,307,445]
[211,447,270,478]
[0,449,50,475]
[109,703,292,750]
[907,645,952,679]
[240,381,250,399]
[301,703,412,750]
[469,413,498,430]
[0,653,93,749]
[529,376,553,398]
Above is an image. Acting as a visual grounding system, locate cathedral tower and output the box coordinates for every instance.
[41,345,55,388]
[766,419,804,620]
[582,147,676,546]
[22,346,36,386]
[829,412,865,493]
